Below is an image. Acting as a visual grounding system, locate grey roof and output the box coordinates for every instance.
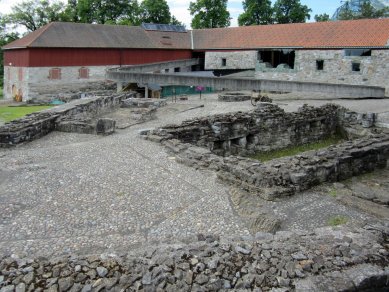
[3,22,191,50]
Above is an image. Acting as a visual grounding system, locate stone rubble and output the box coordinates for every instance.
[0,223,388,291]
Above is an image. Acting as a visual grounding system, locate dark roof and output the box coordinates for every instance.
[3,18,389,51]
[3,22,191,50]
[192,18,389,49]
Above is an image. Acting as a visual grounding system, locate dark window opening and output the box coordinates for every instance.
[344,49,371,57]
[165,69,169,73]
[352,62,361,72]
[259,49,295,69]
[222,58,227,66]
[316,60,324,71]
[174,67,180,72]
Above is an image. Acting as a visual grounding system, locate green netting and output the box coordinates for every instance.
[161,86,213,97]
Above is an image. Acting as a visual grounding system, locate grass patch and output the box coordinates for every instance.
[328,216,348,226]
[250,135,344,162]
[0,105,53,122]
[328,188,338,198]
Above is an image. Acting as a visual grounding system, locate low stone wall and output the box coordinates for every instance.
[0,224,388,291]
[159,134,389,200]
[154,104,343,157]
[0,93,132,146]
[143,104,389,200]
[218,92,251,102]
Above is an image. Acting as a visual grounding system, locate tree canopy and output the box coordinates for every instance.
[273,0,312,24]
[189,0,230,29]
[238,0,273,26]
[238,0,312,26]
[314,13,330,22]
[4,0,67,31]
[139,0,171,24]
[1,0,183,32]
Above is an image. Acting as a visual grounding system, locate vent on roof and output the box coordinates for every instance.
[142,23,186,33]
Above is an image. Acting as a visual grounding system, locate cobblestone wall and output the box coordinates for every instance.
[0,223,388,291]
[0,93,130,146]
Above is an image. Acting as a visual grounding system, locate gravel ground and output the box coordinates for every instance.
[0,92,388,258]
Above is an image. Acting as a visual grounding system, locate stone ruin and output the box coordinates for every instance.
[218,92,252,102]
[0,99,389,291]
[143,103,389,200]
[0,93,167,147]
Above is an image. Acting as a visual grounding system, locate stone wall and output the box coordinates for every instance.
[3,64,194,101]
[205,51,257,70]
[0,93,130,146]
[3,65,116,101]
[0,223,388,291]
[154,104,342,157]
[255,49,389,94]
[144,104,389,200]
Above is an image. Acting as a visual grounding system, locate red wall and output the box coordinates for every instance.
[4,49,29,67]
[4,48,193,67]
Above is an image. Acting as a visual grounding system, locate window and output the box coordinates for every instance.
[49,68,61,80]
[222,58,227,66]
[165,69,169,73]
[174,67,180,72]
[316,60,324,71]
[352,62,361,72]
[344,49,371,57]
[79,67,89,79]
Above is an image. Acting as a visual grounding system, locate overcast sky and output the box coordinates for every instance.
[0,0,342,28]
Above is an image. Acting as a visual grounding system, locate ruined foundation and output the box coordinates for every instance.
[144,103,389,200]
[218,92,252,102]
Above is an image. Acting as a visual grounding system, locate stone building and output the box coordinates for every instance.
[200,18,389,94]
[2,18,389,100]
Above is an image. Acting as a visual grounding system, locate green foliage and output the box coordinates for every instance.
[0,86,3,100]
[314,13,330,22]
[189,0,230,28]
[0,105,53,122]
[273,0,312,24]
[250,135,344,162]
[4,0,67,31]
[238,0,273,26]
[338,0,388,20]
[139,0,171,24]
[328,188,337,198]
[328,216,348,226]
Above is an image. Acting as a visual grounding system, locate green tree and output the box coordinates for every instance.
[314,13,330,22]
[189,0,230,29]
[4,0,67,31]
[139,0,171,24]
[238,0,273,26]
[170,16,185,27]
[273,0,311,24]
[75,0,139,24]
